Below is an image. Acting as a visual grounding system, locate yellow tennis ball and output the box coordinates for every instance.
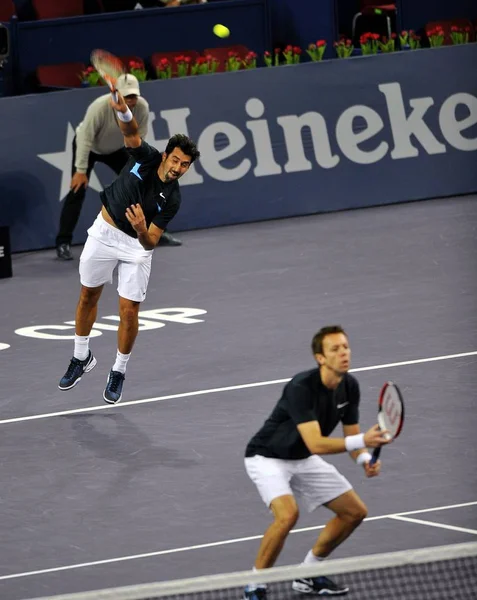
[213,24,230,38]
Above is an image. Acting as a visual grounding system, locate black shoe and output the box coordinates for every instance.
[56,243,73,260]
[58,350,97,390]
[243,586,267,600]
[292,576,349,596]
[103,370,125,404]
[158,231,182,246]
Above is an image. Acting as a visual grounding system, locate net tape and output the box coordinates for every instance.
[24,541,477,600]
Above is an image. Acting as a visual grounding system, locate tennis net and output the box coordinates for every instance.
[26,541,477,600]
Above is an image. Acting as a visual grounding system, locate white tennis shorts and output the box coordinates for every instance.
[244,454,352,513]
[79,213,153,303]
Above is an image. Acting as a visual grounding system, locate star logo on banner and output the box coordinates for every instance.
[37,123,103,201]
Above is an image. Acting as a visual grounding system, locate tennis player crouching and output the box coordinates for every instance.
[58,90,200,404]
[243,326,390,598]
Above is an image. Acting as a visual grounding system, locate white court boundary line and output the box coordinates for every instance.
[389,515,477,535]
[1,350,476,426]
[0,501,476,581]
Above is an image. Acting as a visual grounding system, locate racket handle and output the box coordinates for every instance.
[111,90,118,103]
[369,446,381,466]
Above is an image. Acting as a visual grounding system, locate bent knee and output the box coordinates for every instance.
[79,286,102,305]
[272,506,299,531]
[119,301,140,323]
[345,504,368,524]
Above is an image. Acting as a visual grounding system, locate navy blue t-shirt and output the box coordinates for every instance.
[100,141,181,238]
[245,369,360,460]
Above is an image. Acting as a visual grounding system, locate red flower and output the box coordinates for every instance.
[316,40,326,47]
[401,30,408,36]
[264,50,271,56]
[293,46,302,54]
[274,47,281,54]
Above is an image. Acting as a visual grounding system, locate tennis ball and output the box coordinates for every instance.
[213,24,230,38]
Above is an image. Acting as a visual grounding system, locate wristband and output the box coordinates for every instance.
[356,451,372,466]
[344,433,365,452]
[117,108,133,123]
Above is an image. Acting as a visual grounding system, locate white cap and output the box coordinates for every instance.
[116,74,141,97]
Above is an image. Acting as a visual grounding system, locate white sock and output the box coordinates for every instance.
[113,350,131,374]
[303,549,324,564]
[74,335,89,361]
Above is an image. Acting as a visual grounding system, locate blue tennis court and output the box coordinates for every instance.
[1,195,476,599]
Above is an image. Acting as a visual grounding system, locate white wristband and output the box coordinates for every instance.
[117,108,133,123]
[344,433,365,452]
[356,451,372,466]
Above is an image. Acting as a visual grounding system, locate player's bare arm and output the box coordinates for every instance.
[125,204,163,250]
[110,91,141,148]
[343,423,381,477]
[297,420,390,455]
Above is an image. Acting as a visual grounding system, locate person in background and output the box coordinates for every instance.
[55,73,182,261]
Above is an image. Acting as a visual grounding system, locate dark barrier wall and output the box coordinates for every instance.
[13,0,271,93]
[270,0,337,58]
[399,0,477,32]
[0,44,476,253]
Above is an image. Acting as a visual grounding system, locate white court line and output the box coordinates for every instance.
[0,501,475,581]
[1,350,476,426]
[389,515,477,535]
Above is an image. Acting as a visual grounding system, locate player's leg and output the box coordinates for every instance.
[56,138,96,260]
[292,456,363,595]
[243,456,297,600]
[58,217,118,390]
[103,241,153,404]
[254,494,299,569]
[103,295,140,404]
[313,490,368,558]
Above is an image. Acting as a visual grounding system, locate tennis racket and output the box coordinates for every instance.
[90,49,125,102]
[369,381,404,466]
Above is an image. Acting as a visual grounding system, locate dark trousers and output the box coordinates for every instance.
[56,137,129,246]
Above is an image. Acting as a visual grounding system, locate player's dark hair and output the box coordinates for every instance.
[165,134,200,164]
[311,325,347,355]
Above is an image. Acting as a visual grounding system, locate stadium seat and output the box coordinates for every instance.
[425,19,475,45]
[0,0,15,21]
[202,45,251,72]
[352,1,396,41]
[32,0,84,19]
[36,62,87,89]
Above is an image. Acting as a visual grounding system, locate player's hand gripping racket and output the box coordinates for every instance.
[369,381,404,466]
[90,49,125,102]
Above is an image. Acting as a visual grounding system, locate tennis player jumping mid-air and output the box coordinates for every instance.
[243,325,390,598]
[58,90,200,404]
